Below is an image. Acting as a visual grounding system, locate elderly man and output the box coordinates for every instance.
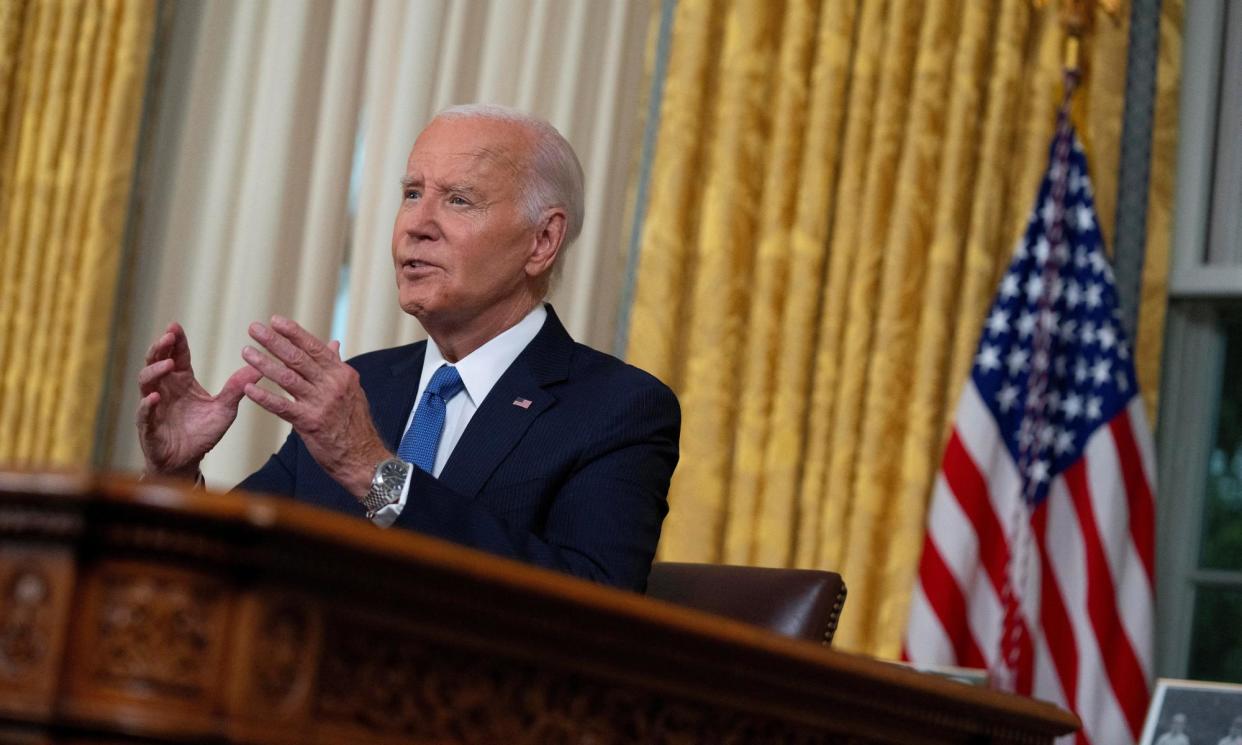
[136,105,680,590]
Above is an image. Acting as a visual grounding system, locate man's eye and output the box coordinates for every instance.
[404,189,420,200]
[448,194,469,206]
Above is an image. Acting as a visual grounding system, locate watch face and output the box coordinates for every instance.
[380,460,408,485]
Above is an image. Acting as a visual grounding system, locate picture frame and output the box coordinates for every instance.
[1139,678,1242,745]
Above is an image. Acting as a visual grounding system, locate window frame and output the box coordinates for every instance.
[1156,0,1242,679]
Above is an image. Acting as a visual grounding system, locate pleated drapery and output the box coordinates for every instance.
[0,0,156,465]
[626,0,1181,657]
[105,0,652,489]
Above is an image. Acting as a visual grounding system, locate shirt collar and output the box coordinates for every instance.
[419,303,547,406]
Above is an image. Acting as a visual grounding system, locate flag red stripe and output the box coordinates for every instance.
[1063,460,1149,739]
[942,432,1010,595]
[1031,501,1079,710]
[1108,412,1156,584]
[918,536,988,668]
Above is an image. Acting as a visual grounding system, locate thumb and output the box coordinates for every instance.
[329,340,341,359]
[219,364,263,408]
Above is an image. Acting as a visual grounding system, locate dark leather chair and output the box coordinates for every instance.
[645,562,847,645]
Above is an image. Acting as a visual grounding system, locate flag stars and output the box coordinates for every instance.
[1028,459,1051,484]
[1075,360,1089,384]
[1026,275,1045,303]
[1075,203,1095,232]
[1054,241,1071,265]
[1017,311,1037,338]
[977,344,1002,373]
[1085,283,1103,308]
[1007,348,1030,376]
[1115,371,1130,393]
[1081,322,1096,346]
[986,308,1010,336]
[1034,236,1051,264]
[1069,167,1084,194]
[1054,429,1076,456]
[1001,274,1021,299]
[1038,424,1056,448]
[1087,396,1103,420]
[997,384,1020,412]
[1097,324,1117,350]
[1089,251,1108,275]
[1058,320,1078,343]
[1091,358,1112,386]
[1041,197,1057,228]
[1066,281,1082,308]
[1063,393,1083,420]
[1033,350,1050,372]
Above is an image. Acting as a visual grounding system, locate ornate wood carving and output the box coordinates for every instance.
[253,601,312,705]
[90,568,223,697]
[312,614,855,745]
[0,566,52,677]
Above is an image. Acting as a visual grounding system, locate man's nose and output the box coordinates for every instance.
[403,199,440,240]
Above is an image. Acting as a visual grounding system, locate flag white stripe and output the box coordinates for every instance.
[905,582,955,663]
[1083,423,1155,679]
[1043,476,1131,744]
[926,475,979,583]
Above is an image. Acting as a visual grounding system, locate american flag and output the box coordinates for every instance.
[903,101,1156,744]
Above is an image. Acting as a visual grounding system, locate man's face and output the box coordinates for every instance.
[391,116,544,329]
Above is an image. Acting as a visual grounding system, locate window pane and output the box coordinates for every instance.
[1187,585,1242,683]
[1200,318,1242,571]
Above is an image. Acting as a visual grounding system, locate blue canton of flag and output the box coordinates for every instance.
[971,128,1137,508]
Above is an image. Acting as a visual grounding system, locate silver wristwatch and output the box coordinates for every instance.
[362,457,412,519]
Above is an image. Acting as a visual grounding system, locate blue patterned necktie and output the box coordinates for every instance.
[396,364,466,474]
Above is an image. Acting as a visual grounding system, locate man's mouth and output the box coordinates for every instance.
[402,259,438,272]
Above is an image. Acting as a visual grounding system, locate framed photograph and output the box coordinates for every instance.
[1139,678,1242,745]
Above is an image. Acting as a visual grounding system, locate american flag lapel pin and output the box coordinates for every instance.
[512,397,532,409]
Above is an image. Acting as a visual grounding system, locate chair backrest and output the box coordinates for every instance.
[645,562,847,645]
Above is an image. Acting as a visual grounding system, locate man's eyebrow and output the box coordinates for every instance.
[435,179,480,193]
[400,175,420,189]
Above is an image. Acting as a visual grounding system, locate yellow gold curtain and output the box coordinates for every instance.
[0,0,156,465]
[627,0,1182,657]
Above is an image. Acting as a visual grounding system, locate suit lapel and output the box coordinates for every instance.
[375,341,427,450]
[437,306,573,498]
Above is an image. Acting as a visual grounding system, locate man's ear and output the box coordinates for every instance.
[525,208,567,279]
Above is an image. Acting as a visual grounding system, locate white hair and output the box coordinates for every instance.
[435,103,585,251]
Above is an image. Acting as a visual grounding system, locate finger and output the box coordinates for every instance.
[271,315,334,363]
[144,329,176,364]
[241,345,309,398]
[138,359,175,395]
[249,322,320,378]
[329,340,341,359]
[168,322,193,369]
[244,382,301,425]
[135,391,161,428]
[218,363,263,408]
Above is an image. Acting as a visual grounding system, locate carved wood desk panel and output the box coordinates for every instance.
[0,471,1079,744]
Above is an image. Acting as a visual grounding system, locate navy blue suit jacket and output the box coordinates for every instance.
[236,307,680,591]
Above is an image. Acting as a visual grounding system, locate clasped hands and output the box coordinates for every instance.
[136,317,390,498]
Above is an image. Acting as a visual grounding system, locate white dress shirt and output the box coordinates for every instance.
[371,304,547,527]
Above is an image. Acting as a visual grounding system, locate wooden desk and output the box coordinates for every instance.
[0,470,1078,744]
